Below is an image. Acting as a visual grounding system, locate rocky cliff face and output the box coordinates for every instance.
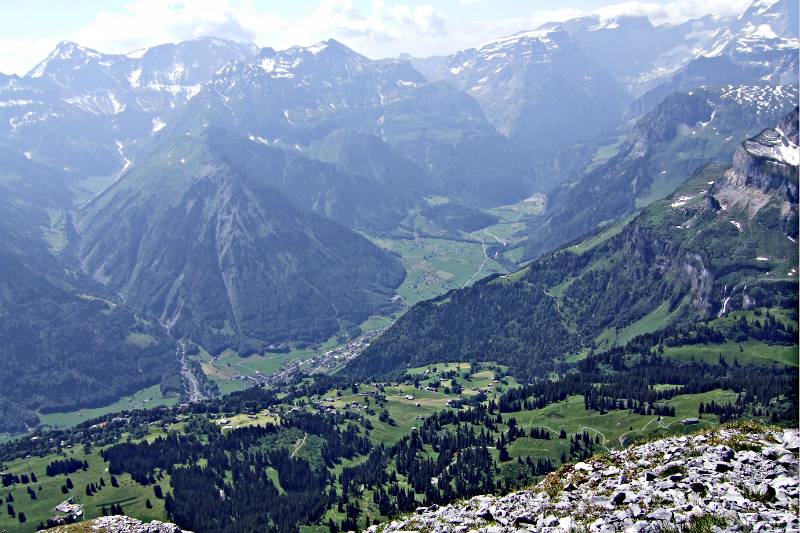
[711,107,798,225]
[372,426,799,533]
[723,107,799,201]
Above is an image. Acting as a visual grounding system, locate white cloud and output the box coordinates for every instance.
[0,0,756,75]
[286,0,448,55]
[0,38,57,78]
[71,0,276,53]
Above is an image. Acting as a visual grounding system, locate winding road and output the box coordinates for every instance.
[291,433,307,458]
[461,238,488,289]
[483,228,506,246]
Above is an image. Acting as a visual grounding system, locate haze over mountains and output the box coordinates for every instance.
[0,2,797,532]
[0,0,797,432]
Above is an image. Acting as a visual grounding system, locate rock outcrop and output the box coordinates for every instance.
[714,107,799,213]
[371,425,799,532]
[42,516,192,533]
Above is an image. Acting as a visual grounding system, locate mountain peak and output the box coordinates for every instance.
[479,27,569,52]
[53,40,92,56]
[28,40,103,78]
[190,35,246,47]
[287,38,363,60]
[589,15,654,31]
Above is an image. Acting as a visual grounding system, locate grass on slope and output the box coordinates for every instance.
[0,448,168,533]
[594,296,690,349]
[662,341,798,367]
[502,390,736,453]
[37,385,178,430]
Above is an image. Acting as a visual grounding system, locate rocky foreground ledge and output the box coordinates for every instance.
[43,516,192,533]
[371,424,799,533]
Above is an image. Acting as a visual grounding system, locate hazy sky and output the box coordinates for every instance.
[1,0,751,75]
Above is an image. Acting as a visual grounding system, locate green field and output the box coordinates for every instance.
[503,390,736,452]
[373,236,505,304]
[663,341,798,367]
[37,385,178,430]
[594,297,689,349]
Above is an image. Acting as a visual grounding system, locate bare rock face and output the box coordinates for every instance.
[710,107,799,223]
[730,107,799,200]
[371,426,799,533]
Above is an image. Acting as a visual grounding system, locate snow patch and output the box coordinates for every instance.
[480,29,559,53]
[62,92,125,115]
[670,195,695,208]
[248,135,270,145]
[745,23,779,40]
[699,109,717,127]
[774,127,799,166]
[186,84,202,100]
[108,92,125,114]
[0,99,34,107]
[151,117,166,133]
[450,60,473,75]
[128,68,142,88]
[260,58,276,73]
[307,42,328,55]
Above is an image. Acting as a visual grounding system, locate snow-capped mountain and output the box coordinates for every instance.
[538,15,730,95]
[204,39,428,141]
[634,0,798,114]
[26,37,259,111]
[0,36,534,206]
[699,0,798,81]
[412,27,627,159]
[0,37,259,197]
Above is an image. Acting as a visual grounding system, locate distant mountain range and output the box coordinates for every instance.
[0,0,796,429]
[411,27,627,159]
[633,0,799,113]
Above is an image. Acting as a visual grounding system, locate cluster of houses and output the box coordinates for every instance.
[46,498,84,527]
[268,328,389,386]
